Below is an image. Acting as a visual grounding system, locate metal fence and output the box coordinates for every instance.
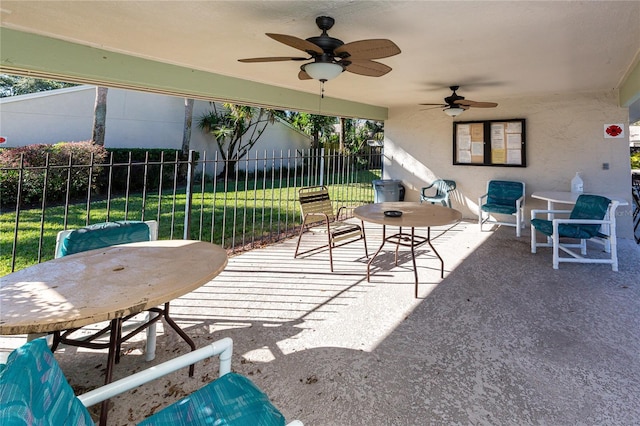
[1,148,382,274]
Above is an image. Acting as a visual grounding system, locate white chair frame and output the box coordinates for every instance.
[478,181,526,237]
[530,201,620,271]
[75,337,303,425]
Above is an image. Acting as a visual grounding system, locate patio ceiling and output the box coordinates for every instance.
[1,1,639,116]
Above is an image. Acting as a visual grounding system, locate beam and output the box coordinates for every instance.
[0,28,388,120]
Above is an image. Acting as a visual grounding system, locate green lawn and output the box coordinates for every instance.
[1,170,379,275]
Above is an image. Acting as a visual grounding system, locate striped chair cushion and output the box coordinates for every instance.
[138,372,285,426]
[0,339,94,426]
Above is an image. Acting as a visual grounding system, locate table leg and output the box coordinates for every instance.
[162,302,197,377]
[426,227,445,279]
[395,226,402,265]
[99,318,121,426]
[367,225,387,282]
[410,227,419,297]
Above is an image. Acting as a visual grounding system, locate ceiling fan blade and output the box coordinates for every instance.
[419,103,447,107]
[455,99,498,108]
[335,39,401,59]
[344,59,392,77]
[238,56,309,63]
[266,33,323,55]
[298,69,312,80]
[420,105,447,111]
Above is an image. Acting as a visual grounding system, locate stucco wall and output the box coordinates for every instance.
[384,90,634,238]
[0,86,311,170]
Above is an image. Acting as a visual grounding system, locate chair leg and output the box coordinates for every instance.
[611,236,618,272]
[531,227,537,253]
[361,220,368,258]
[145,311,158,362]
[552,233,560,269]
[294,223,306,258]
[327,233,334,273]
[516,212,522,238]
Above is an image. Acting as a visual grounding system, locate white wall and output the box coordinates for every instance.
[0,86,312,168]
[384,90,634,238]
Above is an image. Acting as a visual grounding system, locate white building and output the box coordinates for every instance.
[0,85,312,172]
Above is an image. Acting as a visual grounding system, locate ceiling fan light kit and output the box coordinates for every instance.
[444,107,465,117]
[302,62,344,81]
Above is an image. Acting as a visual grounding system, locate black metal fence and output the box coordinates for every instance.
[1,147,382,274]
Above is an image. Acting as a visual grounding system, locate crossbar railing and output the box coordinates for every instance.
[1,148,381,274]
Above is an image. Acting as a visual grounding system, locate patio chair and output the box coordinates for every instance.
[478,180,526,237]
[46,221,160,361]
[531,194,620,271]
[295,185,368,272]
[0,337,303,426]
[420,179,456,208]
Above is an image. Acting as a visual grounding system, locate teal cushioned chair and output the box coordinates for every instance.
[49,221,160,362]
[478,180,526,237]
[0,338,302,426]
[531,194,620,271]
[420,179,456,208]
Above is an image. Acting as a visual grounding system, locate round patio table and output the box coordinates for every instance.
[354,202,462,298]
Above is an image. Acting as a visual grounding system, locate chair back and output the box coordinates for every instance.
[298,186,335,224]
[570,194,611,237]
[0,339,94,425]
[486,180,524,207]
[55,220,157,258]
[435,179,456,196]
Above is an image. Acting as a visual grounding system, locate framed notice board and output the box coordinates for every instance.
[453,119,526,167]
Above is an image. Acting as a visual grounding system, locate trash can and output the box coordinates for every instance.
[372,179,404,203]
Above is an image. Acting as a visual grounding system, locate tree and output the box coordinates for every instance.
[91,87,108,146]
[0,74,77,97]
[277,111,337,148]
[197,103,275,179]
[181,98,195,155]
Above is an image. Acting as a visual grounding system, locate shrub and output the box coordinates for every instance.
[0,142,107,208]
[631,148,640,170]
[98,148,195,193]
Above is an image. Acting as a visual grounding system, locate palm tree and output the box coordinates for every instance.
[197,103,275,179]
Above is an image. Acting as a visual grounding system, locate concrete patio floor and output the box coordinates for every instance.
[2,220,639,425]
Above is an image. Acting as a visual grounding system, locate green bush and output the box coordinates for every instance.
[99,148,196,193]
[0,142,107,208]
[631,148,640,169]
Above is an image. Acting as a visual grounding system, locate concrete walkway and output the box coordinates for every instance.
[3,221,639,425]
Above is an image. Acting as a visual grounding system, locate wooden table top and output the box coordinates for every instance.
[354,202,462,228]
[0,240,228,335]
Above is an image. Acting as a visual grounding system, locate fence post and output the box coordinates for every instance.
[183,150,196,240]
[320,147,325,186]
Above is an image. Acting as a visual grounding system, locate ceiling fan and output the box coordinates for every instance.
[238,16,401,83]
[420,86,498,117]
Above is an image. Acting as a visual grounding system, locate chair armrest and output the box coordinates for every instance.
[552,218,613,226]
[531,209,572,219]
[77,337,233,408]
[478,193,488,204]
[421,183,435,197]
[336,205,358,220]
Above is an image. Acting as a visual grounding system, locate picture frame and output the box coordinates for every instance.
[453,119,526,167]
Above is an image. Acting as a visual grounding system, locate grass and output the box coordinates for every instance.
[1,169,380,275]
